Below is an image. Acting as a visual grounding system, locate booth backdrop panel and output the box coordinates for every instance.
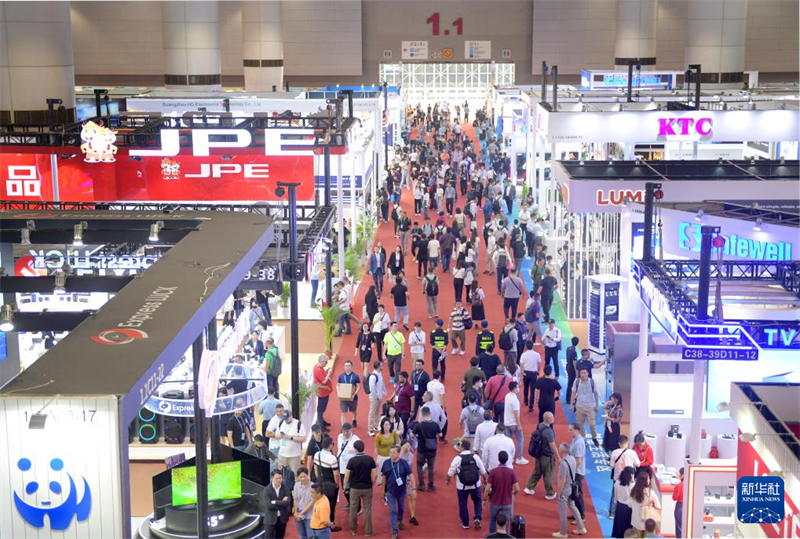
[0,397,124,539]
[1,151,315,202]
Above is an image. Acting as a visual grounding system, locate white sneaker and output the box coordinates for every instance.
[552,533,568,538]
[451,348,459,354]
[545,493,557,500]
[573,529,587,535]
[523,488,535,496]
[515,458,530,465]
[459,350,465,355]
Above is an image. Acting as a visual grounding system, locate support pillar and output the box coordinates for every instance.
[615,0,658,69]
[162,1,221,90]
[0,2,76,125]
[242,1,283,91]
[686,0,747,85]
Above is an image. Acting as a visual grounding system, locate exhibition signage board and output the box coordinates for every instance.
[401,41,428,59]
[681,347,759,361]
[465,40,491,60]
[536,107,800,144]
[0,148,315,202]
[553,164,800,214]
[0,396,124,538]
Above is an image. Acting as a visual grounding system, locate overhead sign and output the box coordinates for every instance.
[25,249,160,276]
[401,41,428,60]
[682,347,759,361]
[537,107,800,144]
[678,222,794,261]
[465,40,491,60]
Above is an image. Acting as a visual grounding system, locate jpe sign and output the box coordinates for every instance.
[657,117,713,139]
[130,128,316,157]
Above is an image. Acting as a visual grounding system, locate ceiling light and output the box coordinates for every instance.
[20,228,31,245]
[26,219,36,231]
[695,209,704,222]
[149,220,164,242]
[717,158,724,166]
[716,402,730,412]
[750,158,756,165]
[0,304,14,332]
[754,217,763,231]
[739,432,757,442]
[54,270,67,293]
[73,222,87,246]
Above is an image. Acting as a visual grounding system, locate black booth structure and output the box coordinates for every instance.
[0,208,274,538]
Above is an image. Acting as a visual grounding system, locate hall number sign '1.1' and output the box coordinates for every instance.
[426,13,463,36]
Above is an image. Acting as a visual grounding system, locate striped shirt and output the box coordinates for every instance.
[450,307,466,331]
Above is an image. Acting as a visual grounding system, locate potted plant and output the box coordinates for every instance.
[282,372,320,440]
[320,304,345,353]
[278,282,291,308]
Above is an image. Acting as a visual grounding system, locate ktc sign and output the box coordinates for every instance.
[657,117,713,138]
[679,222,794,261]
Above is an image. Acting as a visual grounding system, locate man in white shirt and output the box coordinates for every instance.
[542,319,562,378]
[265,403,286,473]
[446,439,488,529]
[427,370,446,406]
[337,423,361,510]
[473,410,498,459]
[482,424,517,472]
[409,322,426,362]
[427,236,440,271]
[367,361,387,436]
[608,434,641,517]
[503,382,529,466]
[277,410,307,473]
[519,341,542,412]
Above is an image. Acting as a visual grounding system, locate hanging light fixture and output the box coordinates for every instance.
[73,221,88,246]
[149,221,165,242]
[20,228,31,246]
[754,217,763,232]
[26,219,36,231]
[0,304,14,332]
[54,269,67,293]
[695,209,704,222]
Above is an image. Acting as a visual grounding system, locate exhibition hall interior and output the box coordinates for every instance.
[0,1,798,538]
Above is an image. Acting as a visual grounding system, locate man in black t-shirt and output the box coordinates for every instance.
[304,424,325,481]
[391,277,410,330]
[538,268,558,321]
[478,345,502,381]
[535,365,562,424]
[484,512,514,538]
[574,348,607,380]
[413,407,442,491]
[344,440,377,536]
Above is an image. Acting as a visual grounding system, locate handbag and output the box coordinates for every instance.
[641,489,662,525]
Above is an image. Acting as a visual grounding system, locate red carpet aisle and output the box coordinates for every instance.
[290,122,603,538]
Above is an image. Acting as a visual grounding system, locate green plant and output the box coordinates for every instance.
[279,282,290,307]
[320,304,345,351]
[344,247,364,281]
[282,373,320,416]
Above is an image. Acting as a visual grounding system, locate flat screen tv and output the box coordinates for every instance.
[171,461,242,507]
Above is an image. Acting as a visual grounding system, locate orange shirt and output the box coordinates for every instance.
[310,495,331,530]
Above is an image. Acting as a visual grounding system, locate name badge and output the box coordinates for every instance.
[396,477,404,487]
[394,395,399,402]
[414,384,419,391]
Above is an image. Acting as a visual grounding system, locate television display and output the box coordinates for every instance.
[171,461,242,507]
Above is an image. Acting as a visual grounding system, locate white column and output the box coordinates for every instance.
[350,135,358,238]
[685,0,748,84]
[242,1,283,92]
[337,153,346,280]
[615,0,658,68]
[162,1,221,90]
[689,360,706,464]
[0,2,75,124]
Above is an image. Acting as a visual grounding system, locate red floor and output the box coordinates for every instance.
[292,122,604,538]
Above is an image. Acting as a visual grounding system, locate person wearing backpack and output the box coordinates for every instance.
[571,368,602,447]
[553,443,587,537]
[498,319,519,365]
[459,392,484,446]
[492,243,511,295]
[446,439,487,530]
[523,411,558,499]
[422,267,440,318]
[412,407,441,492]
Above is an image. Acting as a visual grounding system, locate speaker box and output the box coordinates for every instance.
[138,408,161,444]
[163,416,187,444]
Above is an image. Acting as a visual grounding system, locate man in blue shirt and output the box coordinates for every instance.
[259,386,282,437]
[381,445,416,539]
[337,360,361,429]
[568,423,587,521]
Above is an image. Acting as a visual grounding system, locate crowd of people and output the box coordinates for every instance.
[228,101,667,539]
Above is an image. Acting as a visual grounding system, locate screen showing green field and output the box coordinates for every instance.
[171,461,242,506]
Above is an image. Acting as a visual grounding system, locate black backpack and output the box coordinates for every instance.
[425,276,439,296]
[363,373,375,395]
[457,454,480,487]
[496,252,508,269]
[528,425,546,459]
[499,328,513,351]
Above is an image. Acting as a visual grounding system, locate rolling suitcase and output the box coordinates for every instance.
[510,514,526,538]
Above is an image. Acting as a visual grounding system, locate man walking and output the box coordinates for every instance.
[412,407,441,492]
[492,243,511,295]
[310,483,333,539]
[264,469,292,539]
[345,440,377,537]
[368,246,387,297]
[447,439,487,530]
[500,270,525,319]
[313,354,333,431]
[384,322,406,383]
[484,450,519,534]
[367,361,386,437]
[482,423,517,472]
[423,267,440,318]
[381,445,415,539]
[448,301,468,355]
[552,443,587,537]
[571,368,602,447]
[519,341,541,412]
[410,359,431,418]
[430,319,449,380]
[503,382,529,466]
[337,360,361,429]
[567,423,587,523]
[542,319,562,378]
[524,411,559,499]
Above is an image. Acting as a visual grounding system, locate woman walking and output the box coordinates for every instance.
[603,392,624,452]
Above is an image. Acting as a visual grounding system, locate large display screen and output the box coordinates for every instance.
[171,461,242,507]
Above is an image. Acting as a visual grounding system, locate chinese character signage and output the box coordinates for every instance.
[737,476,785,525]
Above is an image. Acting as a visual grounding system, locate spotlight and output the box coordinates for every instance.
[274,186,286,198]
[149,220,164,242]
[739,432,756,442]
[716,402,730,412]
[73,221,87,246]
[754,217,763,232]
[28,413,48,429]
[26,219,36,231]
[717,158,724,166]
[0,304,14,332]
[20,228,31,245]
[579,160,585,165]
[780,157,785,164]
[750,158,756,165]
[695,209,704,222]
[54,270,67,293]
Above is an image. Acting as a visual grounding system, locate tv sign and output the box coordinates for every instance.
[657,117,713,139]
[679,222,793,261]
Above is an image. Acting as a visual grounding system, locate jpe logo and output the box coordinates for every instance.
[5,166,41,197]
[161,158,181,179]
[14,457,92,530]
[90,328,148,345]
[738,476,785,524]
